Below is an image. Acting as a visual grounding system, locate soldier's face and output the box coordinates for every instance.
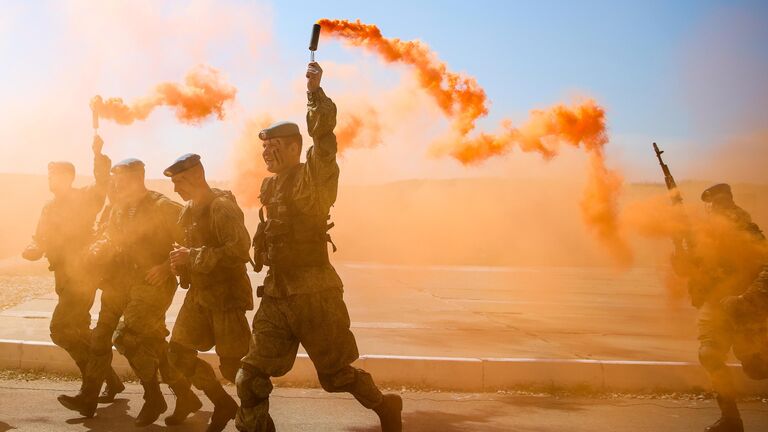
[262,138,299,174]
[112,172,143,199]
[171,172,194,201]
[48,172,74,195]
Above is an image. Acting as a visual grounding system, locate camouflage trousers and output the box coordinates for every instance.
[698,301,768,415]
[168,295,250,390]
[86,278,186,387]
[235,290,383,432]
[50,269,97,377]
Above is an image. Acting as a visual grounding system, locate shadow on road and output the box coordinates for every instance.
[62,399,213,431]
[347,395,588,432]
[0,421,15,431]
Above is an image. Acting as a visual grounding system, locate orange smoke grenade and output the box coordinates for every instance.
[309,23,321,62]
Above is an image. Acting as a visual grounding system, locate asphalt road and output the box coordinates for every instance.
[0,379,766,432]
[0,264,705,362]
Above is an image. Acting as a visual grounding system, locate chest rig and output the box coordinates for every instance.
[252,166,336,272]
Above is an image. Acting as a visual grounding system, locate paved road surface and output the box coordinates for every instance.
[0,379,766,432]
[0,264,703,361]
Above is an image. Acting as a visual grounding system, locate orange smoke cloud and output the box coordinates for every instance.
[318,19,487,137]
[336,105,383,153]
[319,18,631,264]
[231,115,273,208]
[627,194,767,299]
[91,65,236,125]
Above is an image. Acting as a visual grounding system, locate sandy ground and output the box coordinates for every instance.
[0,258,53,311]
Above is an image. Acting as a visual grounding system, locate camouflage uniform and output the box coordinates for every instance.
[86,190,189,392]
[168,188,253,389]
[29,153,111,379]
[236,87,385,432]
[693,200,766,426]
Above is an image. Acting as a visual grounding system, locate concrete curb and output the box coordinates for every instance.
[1,339,767,394]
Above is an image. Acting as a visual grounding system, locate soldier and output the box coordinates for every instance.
[692,184,766,432]
[164,153,253,432]
[57,158,200,427]
[723,265,768,322]
[234,62,402,432]
[21,136,124,407]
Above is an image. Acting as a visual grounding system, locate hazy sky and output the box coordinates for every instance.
[0,0,766,183]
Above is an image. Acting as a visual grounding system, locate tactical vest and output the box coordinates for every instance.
[112,191,173,273]
[253,166,336,272]
[180,190,248,288]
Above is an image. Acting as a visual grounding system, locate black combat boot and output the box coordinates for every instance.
[705,395,743,432]
[135,381,168,427]
[164,382,203,426]
[98,368,126,403]
[704,417,744,432]
[373,394,403,432]
[57,378,100,418]
[57,393,98,418]
[203,384,238,432]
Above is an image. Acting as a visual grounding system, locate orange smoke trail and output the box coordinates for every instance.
[92,65,236,125]
[319,18,631,264]
[231,116,274,208]
[318,19,487,137]
[336,106,383,153]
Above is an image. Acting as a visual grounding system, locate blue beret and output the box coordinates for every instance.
[164,153,202,177]
[111,158,145,175]
[259,121,301,141]
[701,183,732,203]
[48,161,75,176]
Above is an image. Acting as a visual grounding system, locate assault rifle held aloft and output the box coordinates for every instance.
[652,143,695,268]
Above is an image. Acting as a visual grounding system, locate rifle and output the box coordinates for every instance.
[653,143,705,303]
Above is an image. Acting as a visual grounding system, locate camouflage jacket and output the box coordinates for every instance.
[91,190,182,284]
[32,153,111,270]
[179,188,253,310]
[259,87,343,297]
[691,203,766,305]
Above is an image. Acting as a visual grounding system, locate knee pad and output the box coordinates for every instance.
[318,367,357,393]
[236,364,273,404]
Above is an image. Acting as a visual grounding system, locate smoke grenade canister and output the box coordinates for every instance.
[309,23,321,61]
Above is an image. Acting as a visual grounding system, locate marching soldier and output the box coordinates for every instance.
[165,153,253,432]
[234,62,402,432]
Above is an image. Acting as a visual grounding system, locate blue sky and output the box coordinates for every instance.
[0,0,766,183]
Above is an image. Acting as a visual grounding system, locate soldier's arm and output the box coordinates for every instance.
[303,87,340,209]
[22,204,51,260]
[187,199,251,273]
[81,136,112,207]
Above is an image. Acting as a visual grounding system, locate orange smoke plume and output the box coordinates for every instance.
[231,115,273,208]
[91,65,236,125]
[318,19,487,137]
[336,106,383,153]
[319,18,631,264]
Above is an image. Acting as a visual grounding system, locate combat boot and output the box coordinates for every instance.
[705,395,743,432]
[373,394,403,432]
[57,393,98,418]
[704,417,744,432]
[98,368,125,403]
[203,384,238,432]
[164,382,202,426]
[57,378,100,418]
[135,381,168,427]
